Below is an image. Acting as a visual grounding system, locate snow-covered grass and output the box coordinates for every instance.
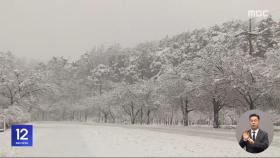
[1,122,279,157]
[0,128,11,157]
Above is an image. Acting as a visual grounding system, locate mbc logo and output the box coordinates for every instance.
[248,10,269,18]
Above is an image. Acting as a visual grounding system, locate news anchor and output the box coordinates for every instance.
[239,113,269,153]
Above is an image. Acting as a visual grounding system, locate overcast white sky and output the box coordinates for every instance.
[0,0,280,62]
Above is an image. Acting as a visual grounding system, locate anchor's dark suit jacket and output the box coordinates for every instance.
[239,129,269,153]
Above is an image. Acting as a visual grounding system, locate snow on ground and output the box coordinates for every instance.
[0,122,279,157]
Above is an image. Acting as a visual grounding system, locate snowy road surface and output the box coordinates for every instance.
[1,122,280,157]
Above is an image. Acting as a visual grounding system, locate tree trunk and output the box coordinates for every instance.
[146,109,151,124]
[130,101,137,124]
[213,108,220,128]
[213,97,222,128]
[84,111,88,122]
[99,82,102,95]
[97,110,101,122]
[131,116,136,124]
[181,96,192,126]
[183,111,189,126]
[170,105,174,125]
[103,112,108,123]
[122,101,140,124]
[249,102,255,110]
[72,111,75,121]
[140,105,143,124]
[109,110,115,123]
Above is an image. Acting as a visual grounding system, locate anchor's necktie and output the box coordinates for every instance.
[252,131,256,141]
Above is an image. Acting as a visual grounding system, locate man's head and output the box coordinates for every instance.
[249,113,260,130]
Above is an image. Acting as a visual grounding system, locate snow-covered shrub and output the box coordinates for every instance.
[3,105,31,127]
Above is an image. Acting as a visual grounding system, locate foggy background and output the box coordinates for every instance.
[0,0,280,61]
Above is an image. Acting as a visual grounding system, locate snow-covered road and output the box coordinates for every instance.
[1,122,279,157]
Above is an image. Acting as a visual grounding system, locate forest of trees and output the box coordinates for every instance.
[1,16,280,128]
